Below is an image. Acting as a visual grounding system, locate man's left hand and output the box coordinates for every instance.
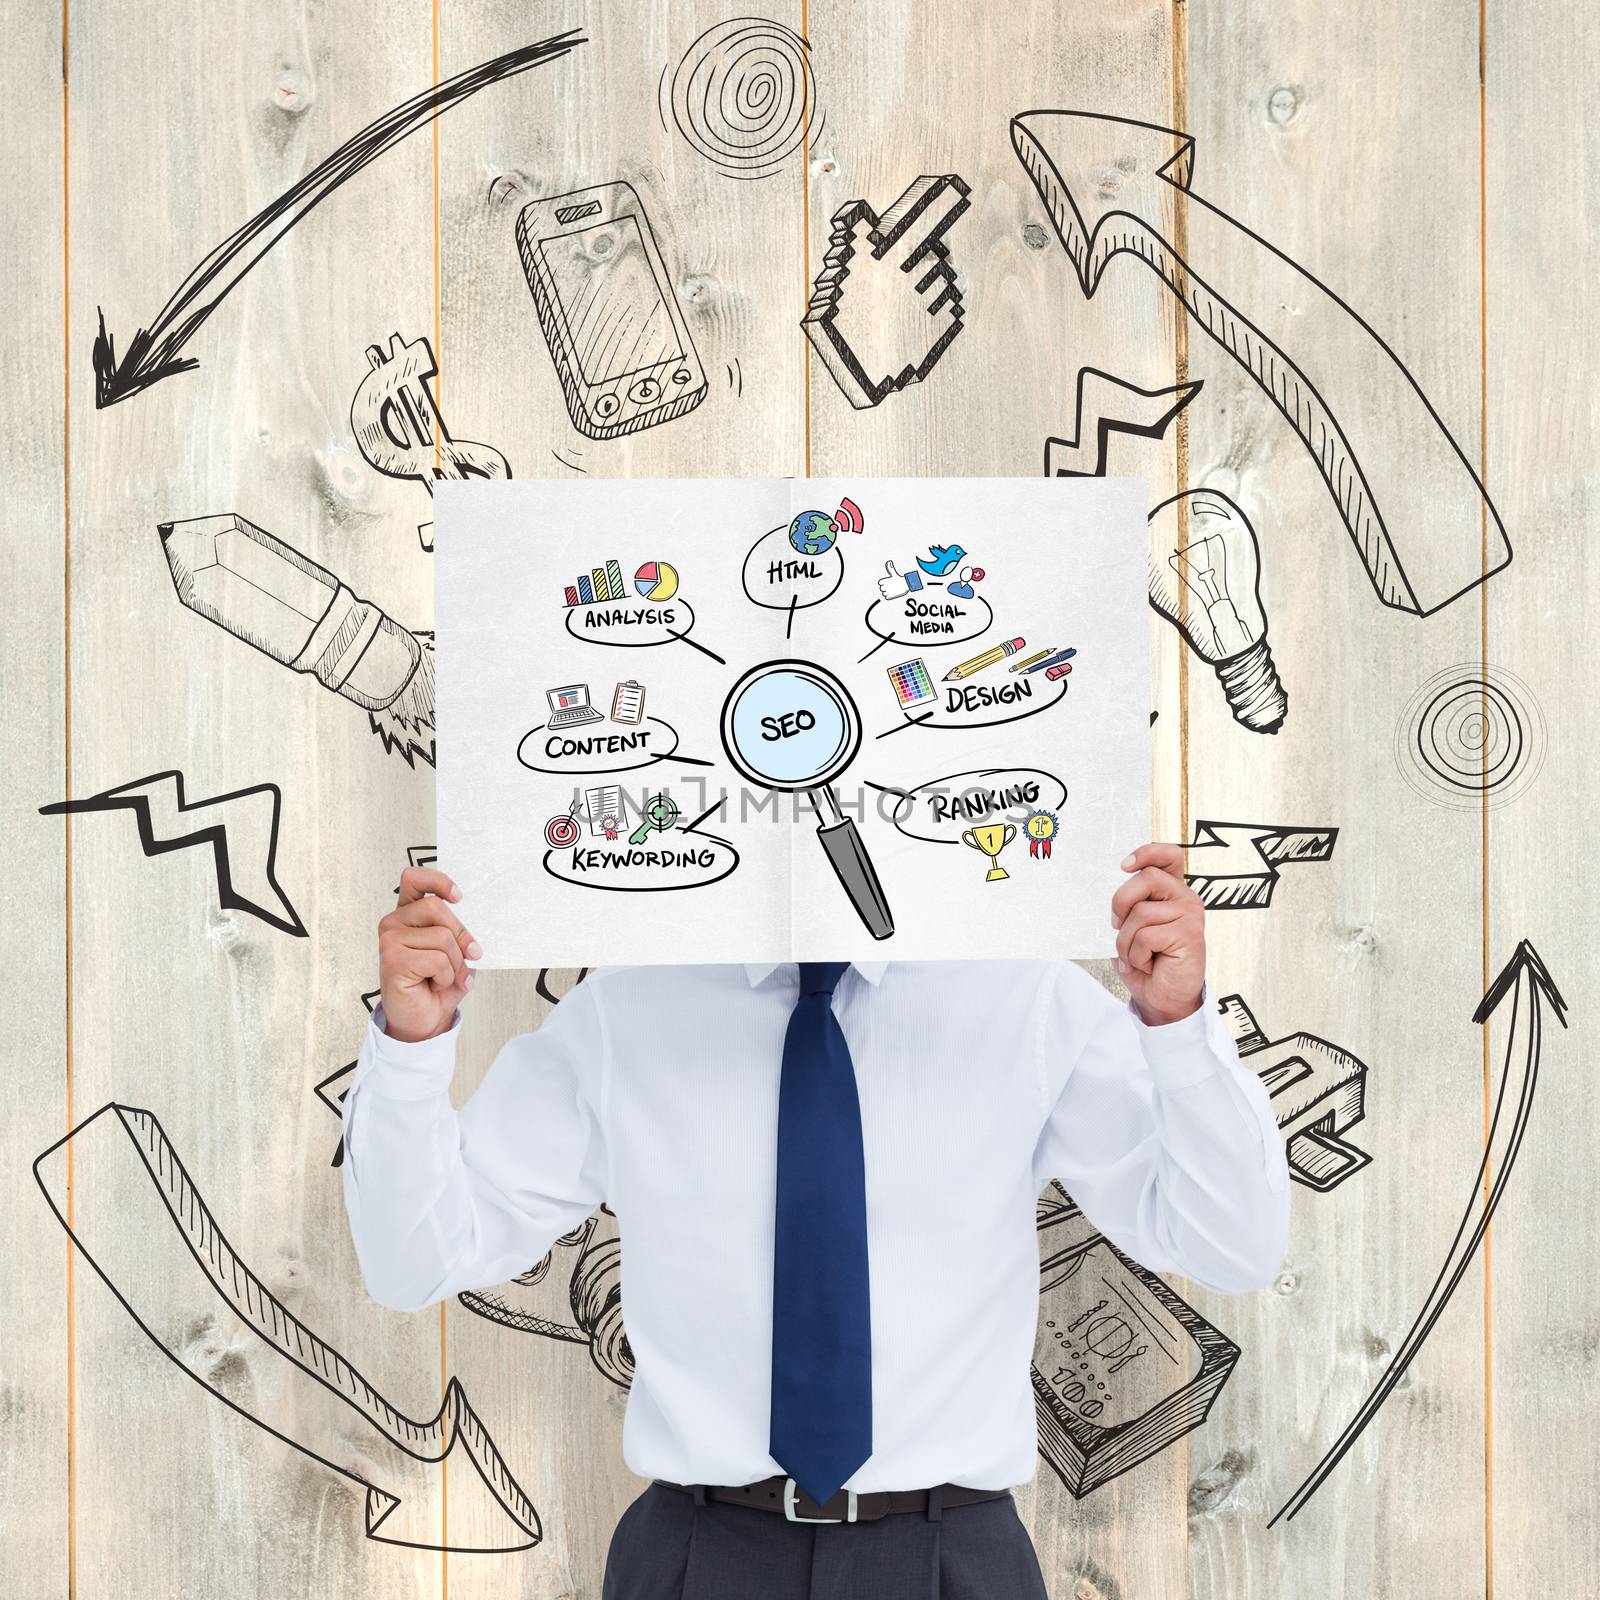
[1112,841,1205,1026]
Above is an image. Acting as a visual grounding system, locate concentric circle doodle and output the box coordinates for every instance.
[1394,664,1545,810]
[659,17,823,181]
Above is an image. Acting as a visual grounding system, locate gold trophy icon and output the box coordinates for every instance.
[961,822,1016,882]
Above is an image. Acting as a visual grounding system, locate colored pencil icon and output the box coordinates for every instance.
[1022,647,1078,674]
[942,637,1026,681]
[1007,648,1056,673]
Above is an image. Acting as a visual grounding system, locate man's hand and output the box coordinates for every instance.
[378,867,480,1044]
[1112,842,1205,1026]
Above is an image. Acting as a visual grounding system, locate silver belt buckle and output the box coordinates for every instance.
[783,1476,858,1523]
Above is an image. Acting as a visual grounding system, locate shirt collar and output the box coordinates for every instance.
[743,962,888,988]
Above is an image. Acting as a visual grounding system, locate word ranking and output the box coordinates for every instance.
[926,778,1041,825]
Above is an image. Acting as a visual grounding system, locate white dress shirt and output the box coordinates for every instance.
[340,960,1290,1493]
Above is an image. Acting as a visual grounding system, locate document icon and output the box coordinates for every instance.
[611,680,647,724]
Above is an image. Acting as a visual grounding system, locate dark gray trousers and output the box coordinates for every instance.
[601,1482,1051,1600]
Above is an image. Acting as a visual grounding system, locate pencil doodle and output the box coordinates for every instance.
[160,513,437,768]
[658,16,822,181]
[35,1103,543,1550]
[1222,993,1371,1193]
[1045,367,1203,478]
[802,174,971,409]
[517,181,708,439]
[1148,490,1287,735]
[1394,664,1546,812]
[93,33,586,409]
[1183,821,1337,911]
[1033,1183,1239,1497]
[351,333,510,551]
[1012,109,1510,615]
[458,1208,634,1388]
[1271,940,1567,1522]
[39,770,306,937]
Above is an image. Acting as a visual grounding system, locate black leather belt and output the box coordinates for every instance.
[653,1474,1012,1523]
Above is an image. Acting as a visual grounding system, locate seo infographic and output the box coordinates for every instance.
[436,476,1149,965]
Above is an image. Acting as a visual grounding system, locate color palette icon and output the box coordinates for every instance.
[887,657,937,709]
[633,560,680,601]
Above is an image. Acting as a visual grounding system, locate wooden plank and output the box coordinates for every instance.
[1481,1,1599,1592]
[1182,5,1489,1596]
[63,3,441,1594]
[802,2,1188,1595]
[3,3,70,1596]
[436,3,807,1594]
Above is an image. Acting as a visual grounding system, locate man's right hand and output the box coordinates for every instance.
[377,867,480,1043]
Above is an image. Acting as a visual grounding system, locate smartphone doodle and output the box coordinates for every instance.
[517,181,709,440]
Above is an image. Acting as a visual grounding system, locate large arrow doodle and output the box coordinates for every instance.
[1045,367,1203,478]
[1269,940,1567,1523]
[92,32,585,408]
[1183,820,1338,911]
[35,1103,543,1550]
[802,173,971,409]
[39,769,306,936]
[1012,110,1511,617]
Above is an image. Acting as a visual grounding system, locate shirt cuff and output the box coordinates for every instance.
[358,1002,463,1099]
[1127,979,1229,1087]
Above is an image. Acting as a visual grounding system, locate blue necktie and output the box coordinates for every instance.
[769,961,873,1507]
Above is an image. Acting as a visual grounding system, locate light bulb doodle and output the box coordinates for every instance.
[1147,490,1286,735]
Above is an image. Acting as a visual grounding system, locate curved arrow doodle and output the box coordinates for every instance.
[1012,110,1510,617]
[39,769,306,936]
[93,32,585,408]
[35,1103,542,1551]
[1269,940,1567,1524]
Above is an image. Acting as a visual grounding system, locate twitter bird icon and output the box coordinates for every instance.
[917,543,966,578]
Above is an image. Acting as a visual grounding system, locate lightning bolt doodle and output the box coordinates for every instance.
[39,770,306,936]
[1183,820,1338,911]
[1045,367,1203,477]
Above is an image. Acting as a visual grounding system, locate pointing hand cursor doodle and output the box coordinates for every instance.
[803,173,972,409]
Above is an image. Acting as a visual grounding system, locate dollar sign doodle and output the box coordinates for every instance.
[351,332,511,550]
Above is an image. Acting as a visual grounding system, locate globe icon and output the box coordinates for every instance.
[788,509,838,556]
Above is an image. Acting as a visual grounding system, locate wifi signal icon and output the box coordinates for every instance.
[831,496,864,535]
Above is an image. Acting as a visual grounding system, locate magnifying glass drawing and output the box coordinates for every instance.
[720,659,894,941]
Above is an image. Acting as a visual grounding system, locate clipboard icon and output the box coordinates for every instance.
[611,680,646,724]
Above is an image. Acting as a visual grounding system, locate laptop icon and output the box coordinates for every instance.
[546,683,604,729]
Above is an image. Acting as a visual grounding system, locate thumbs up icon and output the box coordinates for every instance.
[877,560,924,600]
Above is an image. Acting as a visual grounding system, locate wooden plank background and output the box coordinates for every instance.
[8,1,1592,1595]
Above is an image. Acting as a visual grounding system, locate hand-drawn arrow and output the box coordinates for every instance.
[1045,367,1203,477]
[1012,110,1510,617]
[1183,820,1338,911]
[92,32,585,409]
[1269,939,1567,1524]
[36,1103,543,1550]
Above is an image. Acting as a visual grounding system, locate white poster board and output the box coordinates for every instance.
[436,476,1150,966]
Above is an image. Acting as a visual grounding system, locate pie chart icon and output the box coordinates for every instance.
[634,561,680,602]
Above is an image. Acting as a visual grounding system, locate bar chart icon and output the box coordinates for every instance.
[563,559,626,607]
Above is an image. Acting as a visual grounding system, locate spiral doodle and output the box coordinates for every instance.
[660,17,823,181]
[1394,664,1545,810]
